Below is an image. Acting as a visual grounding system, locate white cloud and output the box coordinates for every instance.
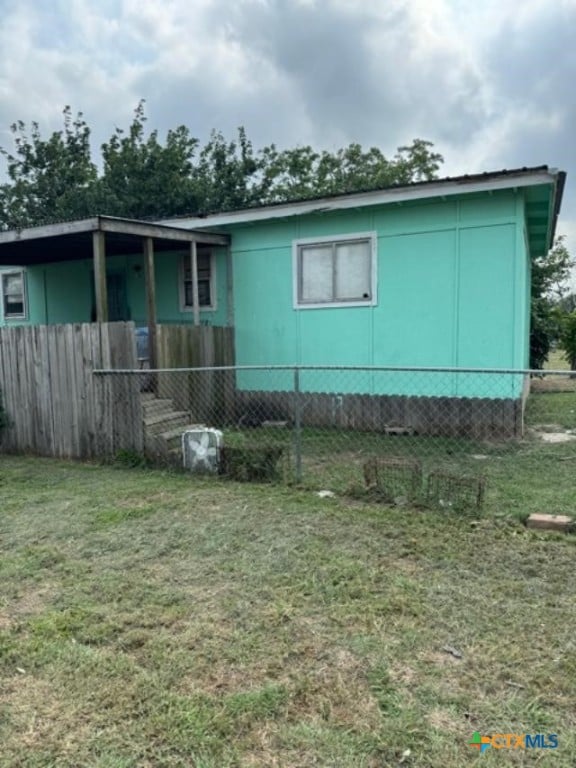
[0,0,572,249]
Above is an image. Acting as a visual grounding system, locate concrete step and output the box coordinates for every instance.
[144,411,191,436]
[140,392,157,402]
[141,399,175,418]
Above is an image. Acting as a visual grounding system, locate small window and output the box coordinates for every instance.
[180,251,216,310]
[294,233,376,308]
[1,270,27,320]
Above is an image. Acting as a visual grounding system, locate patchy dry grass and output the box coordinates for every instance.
[0,457,575,766]
[222,388,576,522]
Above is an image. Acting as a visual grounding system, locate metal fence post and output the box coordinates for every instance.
[293,367,303,483]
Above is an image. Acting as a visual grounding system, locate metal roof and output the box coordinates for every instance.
[164,164,558,215]
[160,165,565,256]
[0,166,565,266]
[0,215,229,267]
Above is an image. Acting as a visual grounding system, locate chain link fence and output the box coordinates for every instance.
[94,365,576,516]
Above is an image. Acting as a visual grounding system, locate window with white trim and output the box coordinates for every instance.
[180,250,215,310]
[294,233,376,308]
[1,270,27,320]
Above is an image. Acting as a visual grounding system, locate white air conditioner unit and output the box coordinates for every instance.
[182,428,223,474]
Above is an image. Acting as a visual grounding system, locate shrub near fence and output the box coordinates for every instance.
[94,365,576,516]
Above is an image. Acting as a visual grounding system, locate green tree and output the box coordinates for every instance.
[256,138,443,203]
[530,235,574,369]
[0,107,97,228]
[191,127,260,212]
[558,311,576,371]
[0,103,445,223]
[555,291,576,314]
[98,100,200,219]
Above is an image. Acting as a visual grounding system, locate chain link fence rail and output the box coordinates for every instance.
[94,365,576,515]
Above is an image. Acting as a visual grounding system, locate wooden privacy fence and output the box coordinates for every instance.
[156,324,235,369]
[0,322,143,459]
[156,325,235,416]
[0,322,236,460]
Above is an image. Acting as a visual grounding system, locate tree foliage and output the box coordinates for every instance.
[530,236,574,370]
[193,127,261,212]
[0,107,97,227]
[558,311,576,371]
[0,103,444,228]
[255,139,443,203]
[98,101,199,220]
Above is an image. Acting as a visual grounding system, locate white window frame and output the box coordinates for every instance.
[292,231,377,309]
[179,251,217,313]
[1,269,28,320]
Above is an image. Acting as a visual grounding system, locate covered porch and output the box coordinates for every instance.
[0,215,232,367]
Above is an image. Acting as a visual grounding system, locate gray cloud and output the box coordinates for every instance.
[479,6,576,239]
[0,0,573,244]
[202,0,488,151]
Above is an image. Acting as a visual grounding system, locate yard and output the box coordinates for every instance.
[223,382,576,521]
[1,452,575,766]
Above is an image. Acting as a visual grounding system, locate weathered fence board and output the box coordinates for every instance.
[156,324,234,369]
[0,322,143,459]
[156,325,235,419]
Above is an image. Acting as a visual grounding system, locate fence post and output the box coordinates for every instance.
[293,367,303,483]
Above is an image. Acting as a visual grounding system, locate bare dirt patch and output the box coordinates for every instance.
[10,584,57,618]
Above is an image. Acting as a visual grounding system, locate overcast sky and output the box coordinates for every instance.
[0,0,574,250]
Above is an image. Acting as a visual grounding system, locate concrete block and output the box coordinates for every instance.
[526,514,574,533]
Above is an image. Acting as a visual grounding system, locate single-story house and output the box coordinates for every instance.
[0,165,565,433]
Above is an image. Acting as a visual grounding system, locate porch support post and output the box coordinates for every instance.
[226,245,234,327]
[92,230,108,322]
[190,241,200,327]
[144,237,157,370]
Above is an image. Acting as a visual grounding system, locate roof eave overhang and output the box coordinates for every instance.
[0,214,230,248]
[161,169,562,230]
[546,170,566,251]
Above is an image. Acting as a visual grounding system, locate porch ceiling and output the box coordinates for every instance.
[0,215,229,266]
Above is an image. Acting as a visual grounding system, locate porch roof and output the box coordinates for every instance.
[0,215,229,266]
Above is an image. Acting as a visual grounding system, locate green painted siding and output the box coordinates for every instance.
[230,191,531,398]
[0,249,229,327]
[0,188,536,403]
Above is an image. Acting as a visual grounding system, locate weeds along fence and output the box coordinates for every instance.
[93,365,576,513]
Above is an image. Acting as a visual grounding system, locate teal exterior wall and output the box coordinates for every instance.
[0,248,229,328]
[0,188,535,401]
[228,191,531,399]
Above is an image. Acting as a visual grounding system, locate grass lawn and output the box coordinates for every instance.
[545,349,570,371]
[1,457,575,766]
[224,386,576,520]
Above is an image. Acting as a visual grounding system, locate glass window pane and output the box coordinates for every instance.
[3,272,25,317]
[335,241,371,300]
[184,255,210,277]
[198,253,211,278]
[184,254,211,308]
[5,297,24,317]
[300,245,333,302]
[198,280,211,306]
[184,281,211,307]
[4,274,23,296]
